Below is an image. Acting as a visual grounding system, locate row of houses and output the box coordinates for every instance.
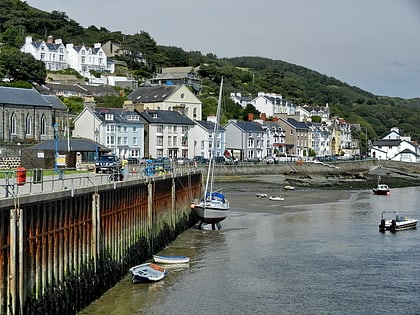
[1,85,418,169]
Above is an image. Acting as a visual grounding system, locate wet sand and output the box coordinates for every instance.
[216,175,357,214]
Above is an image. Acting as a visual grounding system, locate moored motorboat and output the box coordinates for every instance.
[373,184,390,195]
[379,211,417,233]
[256,193,268,198]
[129,263,167,283]
[372,176,390,195]
[284,185,295,191]
[153,255,190,264]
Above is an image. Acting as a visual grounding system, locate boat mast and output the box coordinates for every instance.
[204,77,223,199]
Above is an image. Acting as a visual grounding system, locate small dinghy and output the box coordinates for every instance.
[256,193,268,198]
[284,185,295,191]
[129,263,167,283]
[269,196,284,201]
[153,255,190,264]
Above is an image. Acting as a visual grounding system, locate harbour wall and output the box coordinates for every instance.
[0,172,202,315]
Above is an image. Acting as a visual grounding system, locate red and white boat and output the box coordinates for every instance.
[372,183,390,195]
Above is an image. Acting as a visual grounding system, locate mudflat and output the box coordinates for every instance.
[217,175,356,213]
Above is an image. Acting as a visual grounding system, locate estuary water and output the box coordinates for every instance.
[79,184,420,315]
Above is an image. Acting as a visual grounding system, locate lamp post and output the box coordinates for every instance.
[54,123,58,172]
[95,128,99,161]
[365,127,368,159]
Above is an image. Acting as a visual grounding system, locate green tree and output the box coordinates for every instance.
[0,46,46,84]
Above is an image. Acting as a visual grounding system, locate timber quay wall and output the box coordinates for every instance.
[0,171,202,315]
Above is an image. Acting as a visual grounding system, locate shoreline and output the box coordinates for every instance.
[217,175,359,215]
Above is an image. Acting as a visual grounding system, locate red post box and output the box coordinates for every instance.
[16,166,26,186]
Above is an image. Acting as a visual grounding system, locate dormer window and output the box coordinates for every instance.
[105,113,113,120]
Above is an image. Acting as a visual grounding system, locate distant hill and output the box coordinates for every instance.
[1,0,420,141]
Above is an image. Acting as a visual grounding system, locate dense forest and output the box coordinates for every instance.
[1,0,420,142]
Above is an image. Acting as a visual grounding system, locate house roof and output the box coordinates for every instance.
[195,120,226,132]
[138,110,195,125]
[42,95,68,111]
[127,85,178,103]
[94,107,144,125]
[232,121,264,132]
[372,139,401,146]
[0,87,52,107]
[287,118,310,130]
[43,83,119,96]
[29,138,110,152]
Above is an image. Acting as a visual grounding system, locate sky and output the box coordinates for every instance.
[25,0,420,99]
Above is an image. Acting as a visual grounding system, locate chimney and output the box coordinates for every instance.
[248,113,254,121]
[83,96,96,111]
[261,113,266,121]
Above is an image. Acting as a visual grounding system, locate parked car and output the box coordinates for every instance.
[214,156,226,164]
[193,156,209,164]
[126,157,140,164]
[177,157,192,165]
[95,154,121,173]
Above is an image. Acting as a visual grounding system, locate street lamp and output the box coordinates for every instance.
[365,127,368,159]
[95,128,99,161]
[54,123,59,172]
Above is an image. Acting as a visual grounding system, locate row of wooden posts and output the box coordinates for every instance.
[0,172,202,315]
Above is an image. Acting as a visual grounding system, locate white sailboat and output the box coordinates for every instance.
[191,78,230,229]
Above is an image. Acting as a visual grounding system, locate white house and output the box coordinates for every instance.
[137,110,196,159]
[192,118,226,159]
[250,92,296,117]
[370,127,419,162]
[66,43,108,78]
[21,35,68,71]
[72,102,145,159]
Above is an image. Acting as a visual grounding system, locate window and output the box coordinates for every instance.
[105,114,113,121]
[157,125,163,133]
[117,137,122,145]
[168,136,172,146]
[106,125,115,132]
[182,126,188,134]
[157,136,163,146]
[106,135,115,146]
[10,113,17,135]
[40,115,46,135]
[133,137,138,145]
[25,114,32,135]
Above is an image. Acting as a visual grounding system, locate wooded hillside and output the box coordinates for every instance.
[1,0,420,141]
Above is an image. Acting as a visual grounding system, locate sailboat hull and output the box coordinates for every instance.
[191,204,229,224]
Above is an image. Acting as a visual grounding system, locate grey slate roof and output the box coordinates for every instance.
[0,87,52,107]
[138,110,195,125]
[373,139,401,146]
[42,95,68,111]
[29,138,110,152]
[234,121,264,132]
[43,83,119,96]
[94,107,144,125]
[195,120,226,132]
[287,118,310,130]
[127,86,178,103]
